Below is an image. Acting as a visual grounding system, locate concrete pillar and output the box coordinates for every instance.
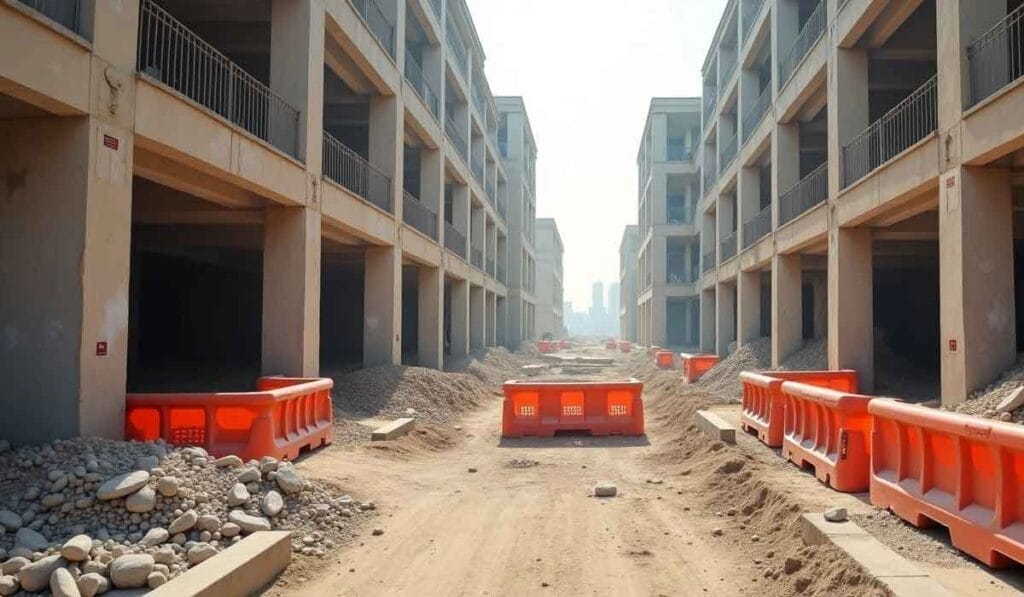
[471,204,484,258]
[496,296,507,347]
[270,0,324,168]
[828,47,868,193]
[418,266,443,369]
[262,207,321,376]
[812,275,827,338]
[771,253,802,367]
[737,269,761,345]
[738,166,759,246]
[651,295,667,347]
[935,0,1006,124]
[451,184,470,252]
[773,122,799,227]
[486,291,497,346]
[364,246,401,366]
[652,113,668,162]
[450,279,470,357]
[470,285,485,350]
[369,95,403,221]
[716,283,736,356]
[701,289,717,353]
[421,148,443,233]
[828,228,873,391]
[939,166,1015,406]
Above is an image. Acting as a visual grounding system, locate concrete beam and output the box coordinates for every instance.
[148,531,291,597]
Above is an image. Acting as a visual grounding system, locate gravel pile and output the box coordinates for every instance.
[697,337,772,400]
[779,337,827,371]
[332,366,492,425]
[954,355,1024,423]
[0,438,369,595]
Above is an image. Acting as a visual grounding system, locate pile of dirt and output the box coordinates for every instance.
[453,347,530,387]
[779,337,828,371]
[697,337,772,401]
[953,355,1024,423]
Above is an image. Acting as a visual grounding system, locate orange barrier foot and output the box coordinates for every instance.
[655,351,676,369]
[126,377,334,461]
[502,379,645,438]
[740,370,858,448]
[679,353,719,383]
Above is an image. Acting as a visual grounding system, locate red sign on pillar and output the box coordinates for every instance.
[948,339,958,352]
[96,341,108,357]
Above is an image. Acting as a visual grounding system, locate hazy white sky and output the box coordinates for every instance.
[467,0,727,311]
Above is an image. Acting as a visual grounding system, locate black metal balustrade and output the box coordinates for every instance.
[470,246,483,269]
[743,205,772,248]
[779,0,825,87]
[968,5,1024,106]
[428,0,442,21]
[667,143,694,162]
[403,192,438,240]
[720,59,738,92]
[445,222,467,259]
[779,162,827,225]
[404,50,439,119]
[471,153,484,183]
[446,19,468,77]
[841,75,937,188]
[352,0,394,58]
[323,132,392,212]
[742,0,765,43]
[704,92,718,121]
[720,233,738,262]
[16,0,82,35]
[720,132,738,172]
[445,115,468,162]
[704,153,718,196]
[742,86,770,143]
[138,0,300,158]
[703,249,717,273]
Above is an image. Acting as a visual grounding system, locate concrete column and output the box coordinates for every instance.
[486,291,497,346]
[737,269,761,345]
[935,0,1006,126]
[270,0,324,168]
[262,207,321,376]
[773,122,799,228]
[812,274,827,338]
[939,166,1015,406]
[496,296,508,347]
[828,228,873,391]
[364,246,401,366]
[469,285,485,350]
[738,165,759,246]
[771,253,802,367]
[828,47,868,194]
[652,113,668,162]
[716,283,736,356]
[418,266,443,369]
[651,295,667,347]
[421,148,443,231]
[369,95,403,221]
[450,279,470,357]
[471,204,484,258]
[451,184,470,252]
[701,289,717,354]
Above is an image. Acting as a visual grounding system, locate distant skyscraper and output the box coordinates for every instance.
[607,283,620,335]
[591,282,605,316]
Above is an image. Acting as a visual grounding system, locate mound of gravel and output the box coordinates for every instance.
[0,438,369,594]
[779,338,828,371]
[954,355,1024,423]
[333,366,494,425]
[697,337,772,400]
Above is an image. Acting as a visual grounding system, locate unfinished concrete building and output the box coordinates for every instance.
[638,98,703,350]
[699,0,1024,406]
[496,97,539,348]
[535,218,564,340]
[0,0,530,442]
[619,225,640,342]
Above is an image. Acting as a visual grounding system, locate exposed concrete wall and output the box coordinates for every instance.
[828,227,873,391]
[771,253,802,367]
[364,246,401,366]
[418,266,443,368]
[469,284,484,350]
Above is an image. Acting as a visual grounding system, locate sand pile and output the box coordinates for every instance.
[697,338,772,400]
[954,355,1024,423]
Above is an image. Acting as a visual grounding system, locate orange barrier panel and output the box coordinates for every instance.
[780,380,872,492]
[617,341,632,353]
[605,340,617,350]
[679,353,719,383]
[502,379,645,438]
[869,400,1024,568]
[740,370,859,448]
[126,377,333,461]
[536,340,555,354]
[655,351,675,369]
[559,340,572,350]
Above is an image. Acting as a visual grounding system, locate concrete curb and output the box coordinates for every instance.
[800,513,952,596]
[695,410,736,444]
[371,417,416,441]
[148,531,291,597]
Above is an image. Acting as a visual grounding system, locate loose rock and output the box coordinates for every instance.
[125,486,157,513]
[824,507,848,523]
[187,543,218,565]
[594,482,617,498]
[227,510,271,533]
[17,554,66,592]
[96,471,150,500]
[262,491,284,517]
[77,572,108,597]
[109,554,154,589]
[168,510,198,534]
[274,467,304,494]
[214,455,244,468]
[61,534,93,561]
[50,567,81,597]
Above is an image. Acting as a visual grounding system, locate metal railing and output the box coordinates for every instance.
[720,132,738,172]
[446,20,469,78]
[16,0,82,35]
[428,0,442,21]
[703,153,718,196]
[403,192,438,240]
[743,205,772,248]
[841,75,937,188]
[138,0,300,159]
[704,89,718,119]
[497,262,507,284]
[720,232,738,262]
[323,132,392,212]
[471,152,484,183]
[486,257,495,276]
[779,161,828,225]
[742,85,771,143]
[742,0,766,43]
[667,143,695,161]
[404,50,439,119]
[445,222,467,259]
[720,59,738,92]
[352,0,395,58]
[779,0,826,87]
[968,4,1024,106]
[445,114,468,162]
[667,269,697,285]
[470,246,484,269]
[471,84,486,118]
[703,249,717,273]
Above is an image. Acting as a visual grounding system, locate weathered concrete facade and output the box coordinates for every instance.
[0,0,529,442]
[700,0,1024,405]
[619,225,640,342]
[535,218,564,339]
[637,98,703,350]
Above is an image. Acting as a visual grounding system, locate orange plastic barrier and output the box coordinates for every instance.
[559,340,572,350]
[617,341,632,353]
[536,340,555,354]
[502,379,645,438]
[647,345,663,357]
[780,380,872,492]
[740,370,858,448]
[655,351,675,369]
[869,401,1024,567]
[126,377,333,461]
[679,353,719,383]
[605,340,617,350]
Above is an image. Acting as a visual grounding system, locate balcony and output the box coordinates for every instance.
[471,152,484,183]
[445,114,468,162]
[968,5,1024,106]
[428,0,442,22]
[138,0,301,159]
[779,0,825,87]
[720,232,737,262]
[16,0,83,36]
[742,0,766,43]
[446,20,469,79]
[742,86,770,144]
[323,132,392,213]
[779,161,827,225]
[403,191,438,240]
[352,0,395,58]
[470,246,483,269]
[471,84,487,120]
[703,249,717,273]
[445,222,467,259]
[667,268,697,285]
[497,261,507,284]
[720,59,738,94]
[742,205,771,248]
[667,143,695,162]
[703,153,718,196]
[719,132,738,172]
[486,257,495,276]
[841,75,937,188]
[405,51,439,120]
[703,91,718,120]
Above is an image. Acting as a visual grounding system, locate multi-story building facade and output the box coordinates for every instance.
[637,98,703,349]
[619,225,640,342]
[496,96,538,348]
[699,0,1024,406]
[535,218,564,339]
[0,0,526,442]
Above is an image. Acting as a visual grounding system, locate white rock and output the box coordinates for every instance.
[140,527,169,547]
[0,510,22,532]
[50,567,81,597]
[16,554,64,592]
[997,386,1024,413]
[261,491,284,517]
[274,467,304,494]
[227,483,250,507]
[259,457,279,474]
[61,534,93,562]
[125,486,156,513]
[97,471,150,500]
[147,571,168,589]
[108,554,154,589]
[0,576,17,597]
[15,527,50,551]
[219,523,241,538]
[214,455,244,468]
[824,507,848,523]
[1,557,30,575]
[152,547,175,565]
[77,573,108,597]
[155,476,179,498]
[236,467,260,484]
[187,543,218,565]
[135,455,160,472]
[197,515,221,533]
[168,510,198,534]
[594,482,617,498]
[227,510,271,533]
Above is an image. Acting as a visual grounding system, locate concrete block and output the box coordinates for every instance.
[148,531,291,597]
[521,364,546,376]
[695,410,736,444]
[371,418,416,441]
[996,386,1024,413]
[799,514,951,597]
